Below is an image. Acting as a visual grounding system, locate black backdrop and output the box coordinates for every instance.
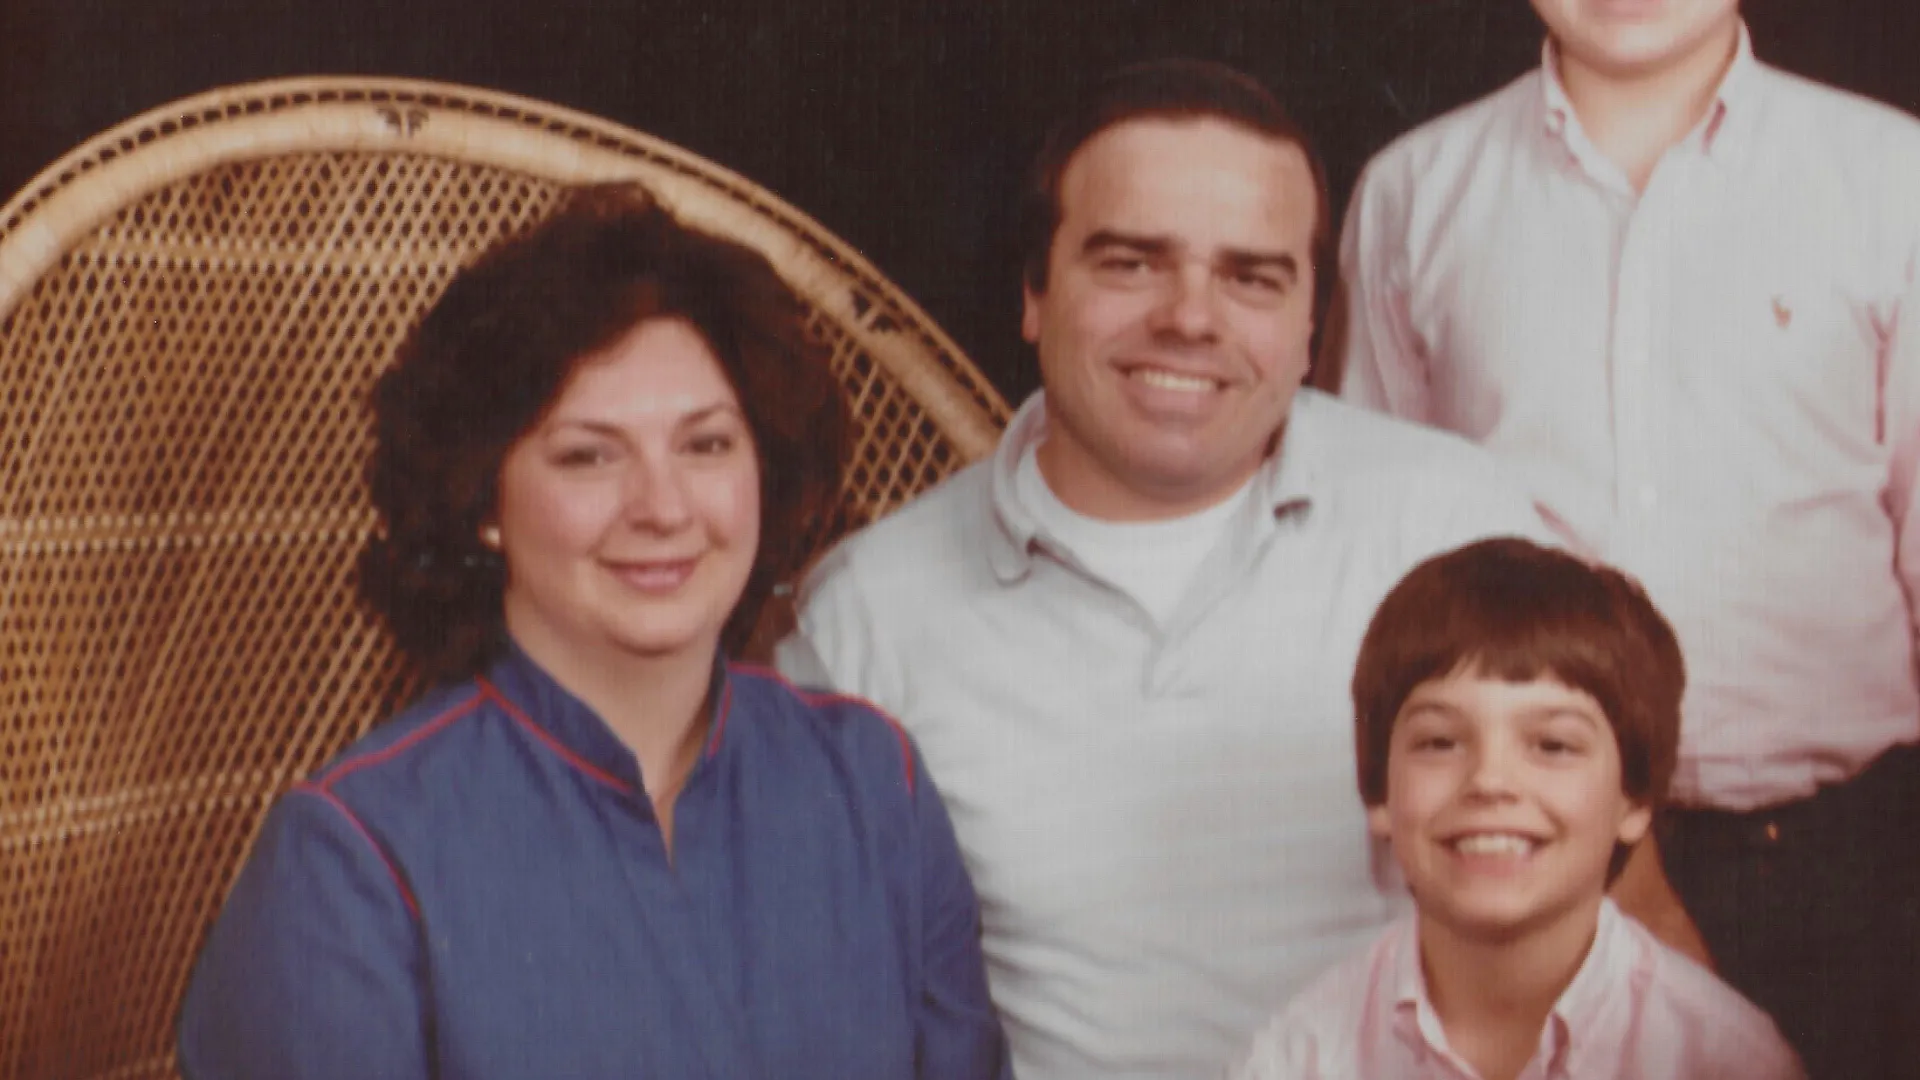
[3,0,1913,402]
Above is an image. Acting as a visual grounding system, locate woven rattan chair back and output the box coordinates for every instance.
[0,77,1010,1080]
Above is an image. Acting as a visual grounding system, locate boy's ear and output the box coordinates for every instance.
[1366,803,1393,840]
[1617,801,1654,847]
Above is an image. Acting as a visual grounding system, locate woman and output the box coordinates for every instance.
[178,184,1010,1080]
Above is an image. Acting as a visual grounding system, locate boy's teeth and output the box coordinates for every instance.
[1453,833,1535,856]
[1134,369,1214,392]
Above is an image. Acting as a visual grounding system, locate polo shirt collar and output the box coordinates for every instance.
[1539,20,1762,171]
[478,635,736,795]
[983,389,1322,583]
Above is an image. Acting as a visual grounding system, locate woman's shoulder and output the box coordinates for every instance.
[303,676,497,796]
[725,664,922,796]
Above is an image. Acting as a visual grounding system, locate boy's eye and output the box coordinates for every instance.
[1533,733,1588,757]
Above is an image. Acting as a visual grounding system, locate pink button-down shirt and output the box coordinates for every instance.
[1336,27,1920,810]
[1229,900,1802,1080]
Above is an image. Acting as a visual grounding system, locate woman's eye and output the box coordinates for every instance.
[686,433,737,456]
[553,446,608,468]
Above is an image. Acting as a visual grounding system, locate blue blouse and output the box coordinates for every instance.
[178,643,1010,1079]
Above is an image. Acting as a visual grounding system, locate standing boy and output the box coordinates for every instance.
[1334,4,1920,1074]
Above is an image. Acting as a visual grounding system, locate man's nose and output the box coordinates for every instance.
[1149,263,1220,341]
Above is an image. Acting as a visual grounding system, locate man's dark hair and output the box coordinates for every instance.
[1017,58,1333,325]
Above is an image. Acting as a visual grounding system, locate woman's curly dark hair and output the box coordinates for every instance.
[359,183,851,684]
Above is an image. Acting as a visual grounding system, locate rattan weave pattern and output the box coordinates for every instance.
[0,79,1010,1080]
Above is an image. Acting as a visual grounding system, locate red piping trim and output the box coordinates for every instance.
[315,692,485,787]
[704,675,734,760]
[477,678,634,794]
[731,663,916,796]
[293,782,422,922]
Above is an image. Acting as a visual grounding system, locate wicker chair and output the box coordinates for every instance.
[0,77,1011,1080]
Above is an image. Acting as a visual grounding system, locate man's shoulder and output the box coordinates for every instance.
[800,459,995,602]
[1294,390,1512,487]
[1290,393,1550,550]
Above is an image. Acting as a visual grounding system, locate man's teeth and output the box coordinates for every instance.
[1133,368,1215,392]
[1452,834,1537,857]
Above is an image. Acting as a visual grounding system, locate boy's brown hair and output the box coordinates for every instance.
[1352,538,1684,822]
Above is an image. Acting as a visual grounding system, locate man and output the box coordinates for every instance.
[778,60,1552,1078]
[1333,3,1920,1076]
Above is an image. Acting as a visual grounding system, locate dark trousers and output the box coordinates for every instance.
[1658,743,1920,1080]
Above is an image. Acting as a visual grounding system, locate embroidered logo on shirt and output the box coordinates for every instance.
[1771,296,1793,329]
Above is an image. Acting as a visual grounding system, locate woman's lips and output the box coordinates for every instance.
[604,557,699,594]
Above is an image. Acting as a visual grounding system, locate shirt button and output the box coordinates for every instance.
[1637,485,1658,511]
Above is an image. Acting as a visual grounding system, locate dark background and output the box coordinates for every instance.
[3,0,1914,402]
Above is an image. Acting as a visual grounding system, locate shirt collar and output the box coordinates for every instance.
[983,389,1321,583]
[476,635,736,795]
[1539,20,1763,168]
[1389,900,1627,1077]
[1543,898,1632,1073]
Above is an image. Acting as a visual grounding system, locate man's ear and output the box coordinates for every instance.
[1021,284,1043,345]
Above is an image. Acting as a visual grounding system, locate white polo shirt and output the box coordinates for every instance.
[778,389,1554,1080]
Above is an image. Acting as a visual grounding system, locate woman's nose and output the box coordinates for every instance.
[621,454,694,530]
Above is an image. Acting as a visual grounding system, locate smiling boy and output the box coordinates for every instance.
[1231,538,1801,1080]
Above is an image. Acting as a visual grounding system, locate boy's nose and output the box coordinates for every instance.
[1462,745,1521,799]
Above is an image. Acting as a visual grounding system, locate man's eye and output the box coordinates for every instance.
[1098,255,1150,274]
[1225,269,1288,298]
